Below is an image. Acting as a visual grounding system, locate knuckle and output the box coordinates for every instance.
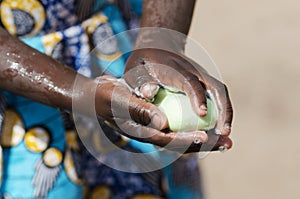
[226,109,233,123]
[130,102,151,125]
[184,74,206,93]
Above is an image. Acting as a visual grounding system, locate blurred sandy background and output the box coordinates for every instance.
[187,0,300,198]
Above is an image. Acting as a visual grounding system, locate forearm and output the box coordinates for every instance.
[0,28,91,110]
[135,0,196,52]
[141,0,196,35]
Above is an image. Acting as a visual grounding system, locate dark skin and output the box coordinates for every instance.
[124,0,233,151]
[0,0,233,153]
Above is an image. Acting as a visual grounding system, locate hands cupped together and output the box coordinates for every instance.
[95,49,233,153]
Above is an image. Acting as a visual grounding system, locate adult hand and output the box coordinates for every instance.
[124,49,233,151]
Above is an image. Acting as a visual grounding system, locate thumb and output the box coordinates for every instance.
[128,95,168,130]
[139,82,160,100]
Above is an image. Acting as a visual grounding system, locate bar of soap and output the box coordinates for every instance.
[153,88,218,131]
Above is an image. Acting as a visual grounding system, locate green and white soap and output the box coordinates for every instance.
[153,88,218,132]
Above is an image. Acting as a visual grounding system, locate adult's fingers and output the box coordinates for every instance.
[125,60,208,117]
[125,50,208,116]
[205,78,233,136]
[214,135,233,151]
[210,135,233,151]
[107,118,233,154]
[144,62,208,117]
[197,130,233,152]
[114,118,210,153]
[216,84,233,135]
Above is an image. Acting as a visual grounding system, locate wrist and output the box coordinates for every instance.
[135,27,187,53]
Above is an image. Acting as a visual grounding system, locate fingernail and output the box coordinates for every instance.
[215,129,222,135]
[200,105,207,111]
[193,131,208,144]
[199,105,207,117]
[141,83,159,99]
[219,146,228,153]
[151,113,167,130]
[222,123,231,134]
[194,138,201,144]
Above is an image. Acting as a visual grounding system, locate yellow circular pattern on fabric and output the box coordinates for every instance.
[0,0,45,36]
[82,14,108,34]
[94,51,122,61]
[132,195,163,199]
[43,148,63,167]
[42,32,63,56]
[65,130,79,151]
[24,127,50,153]
[1,109,25,147]
[64,149,82,185]
[90,185,111,199]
